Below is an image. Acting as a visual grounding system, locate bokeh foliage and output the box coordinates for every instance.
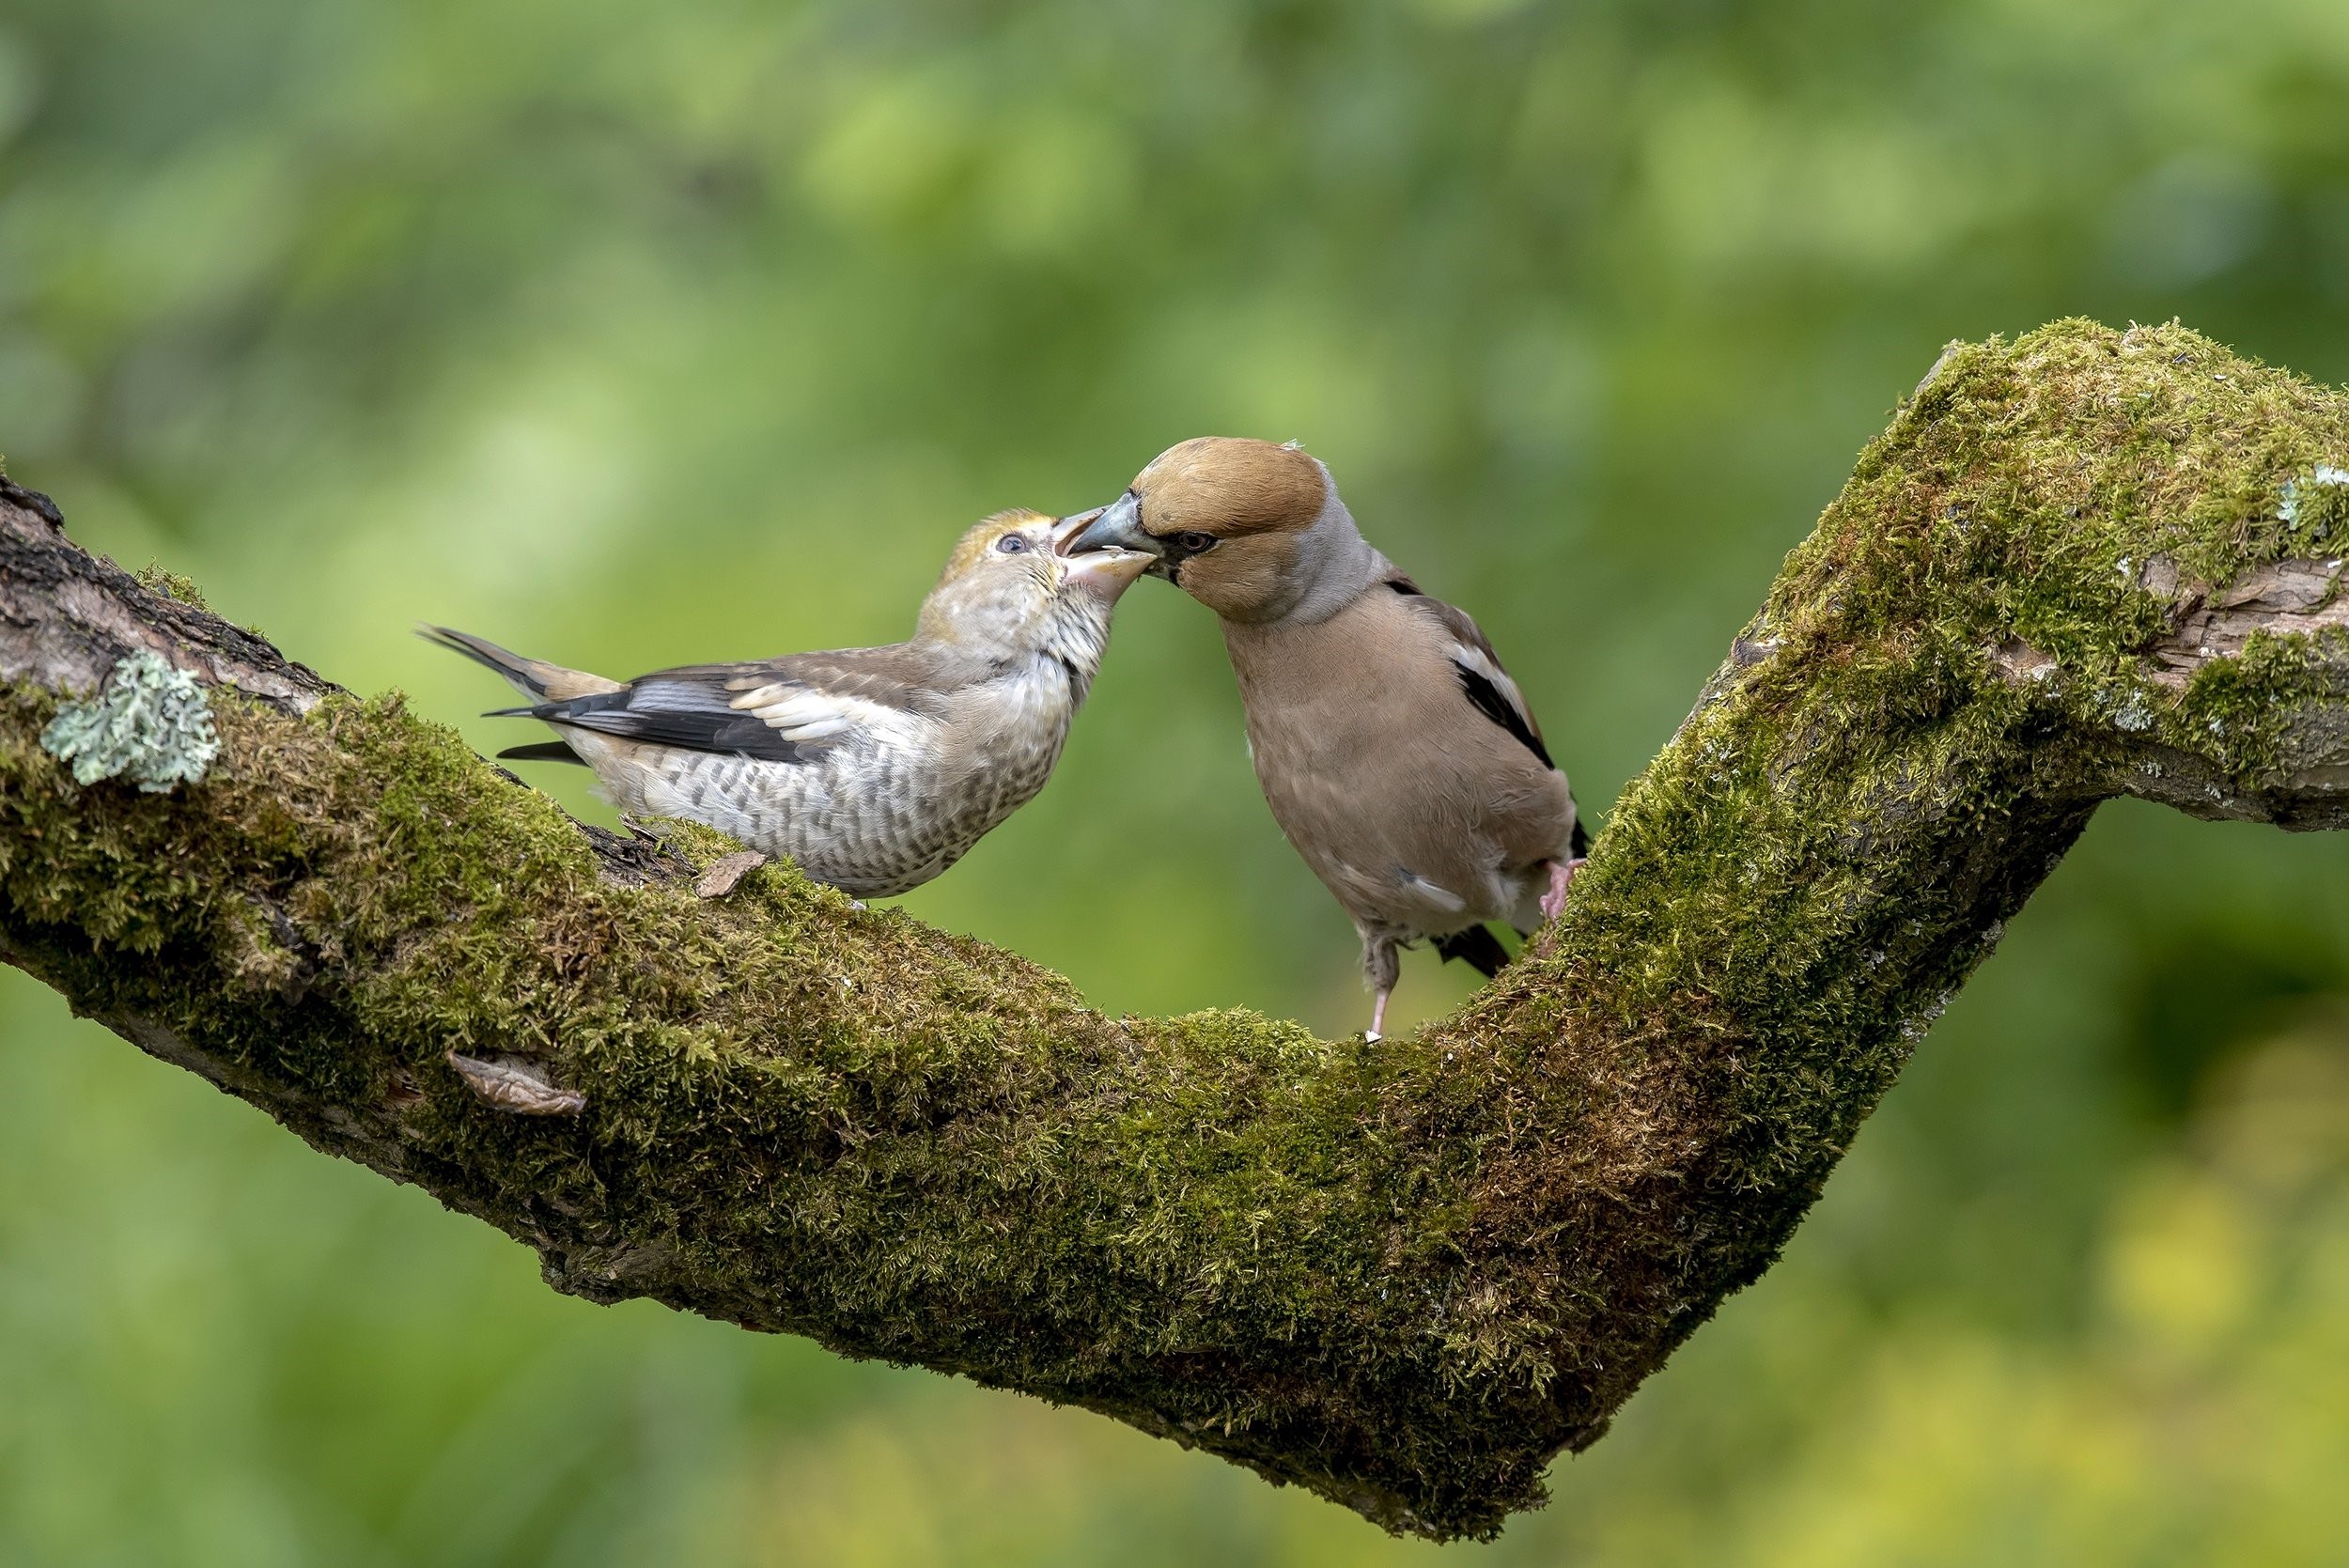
[5,0,2349,1560]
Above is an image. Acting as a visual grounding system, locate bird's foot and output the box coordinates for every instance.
[1365,986,1392,1045]
[1538,857,1586,922]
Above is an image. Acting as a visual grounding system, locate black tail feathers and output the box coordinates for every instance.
[496,740,586,766]
[1433,924,1510,979]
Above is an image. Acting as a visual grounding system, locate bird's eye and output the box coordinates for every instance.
[996,535,1029,554]
[1174,531,1218,553]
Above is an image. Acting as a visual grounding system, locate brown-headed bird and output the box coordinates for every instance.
[425,508,1153,898]
[1067,439,1585,1040]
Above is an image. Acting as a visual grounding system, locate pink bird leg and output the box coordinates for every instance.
[1539,856,1585,923]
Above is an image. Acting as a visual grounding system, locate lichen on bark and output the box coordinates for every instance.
[39,649,221,790]
[4,320,2349,1541]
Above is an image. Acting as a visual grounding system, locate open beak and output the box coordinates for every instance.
[1059,492,1163,569]
[1051,507,1153,598]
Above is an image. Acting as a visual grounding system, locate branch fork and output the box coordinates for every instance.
[5,322,2348,1539]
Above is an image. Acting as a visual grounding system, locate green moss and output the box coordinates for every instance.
[0,680,1481,1522]
[6,319,2348,1540]
[133,563,210,612]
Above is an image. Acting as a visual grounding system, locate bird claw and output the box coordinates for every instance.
[1538,857,1585,923]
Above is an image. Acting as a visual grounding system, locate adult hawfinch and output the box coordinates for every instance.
[1068,439,1585,1040]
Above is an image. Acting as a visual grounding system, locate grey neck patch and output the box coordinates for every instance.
[1038,596,1115,693]
[1269,482,1391,625]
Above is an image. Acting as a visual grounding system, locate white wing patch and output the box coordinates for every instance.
[730,683,926,747]
[1448,642,1533,730]
[1399,870,1469,914]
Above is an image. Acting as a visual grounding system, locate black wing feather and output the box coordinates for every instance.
[1433,925,1510,978]
[512,681,810,763]
[1451,660,1555,769]
[1390,580,1560,772]
[1391,578,1583,858]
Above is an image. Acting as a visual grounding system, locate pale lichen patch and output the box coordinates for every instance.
[2277,464,2349,530]
[39,649,220,792]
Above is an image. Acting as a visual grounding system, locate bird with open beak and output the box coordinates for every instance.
[1066,439,1585,1041]
[425,508,1154,898]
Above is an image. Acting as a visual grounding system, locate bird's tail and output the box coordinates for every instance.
[1433,924,1510,978]
[416,625,622,704]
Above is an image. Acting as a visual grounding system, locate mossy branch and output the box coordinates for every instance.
[7,321,2349,1541]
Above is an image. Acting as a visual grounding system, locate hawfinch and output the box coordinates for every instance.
[426,509,1153,898]
[1068,439,1584,1041]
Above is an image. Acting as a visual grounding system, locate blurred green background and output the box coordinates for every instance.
[8,0,2349,1561]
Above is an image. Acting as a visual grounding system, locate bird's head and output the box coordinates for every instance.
[1062,438,1373,623]
[916,507,1153,660]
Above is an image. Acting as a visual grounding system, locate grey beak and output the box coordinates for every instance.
[1061,492,1159,562]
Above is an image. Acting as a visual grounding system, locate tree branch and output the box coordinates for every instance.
[6,320,2348,1540]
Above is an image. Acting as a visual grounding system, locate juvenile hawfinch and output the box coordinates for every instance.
[425,509,1153,897]
[1068,439,1585,1041]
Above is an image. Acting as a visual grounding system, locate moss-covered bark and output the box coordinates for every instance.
[5,321,2349,1540]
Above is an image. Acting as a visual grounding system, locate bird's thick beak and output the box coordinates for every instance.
[1058,492,1165,576]
[1051,507,1153,598]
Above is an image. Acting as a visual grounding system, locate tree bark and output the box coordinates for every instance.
[5,320,2349,1540]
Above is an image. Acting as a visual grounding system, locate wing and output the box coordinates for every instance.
[494,645,952,762]
[1386,578,1556,771]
